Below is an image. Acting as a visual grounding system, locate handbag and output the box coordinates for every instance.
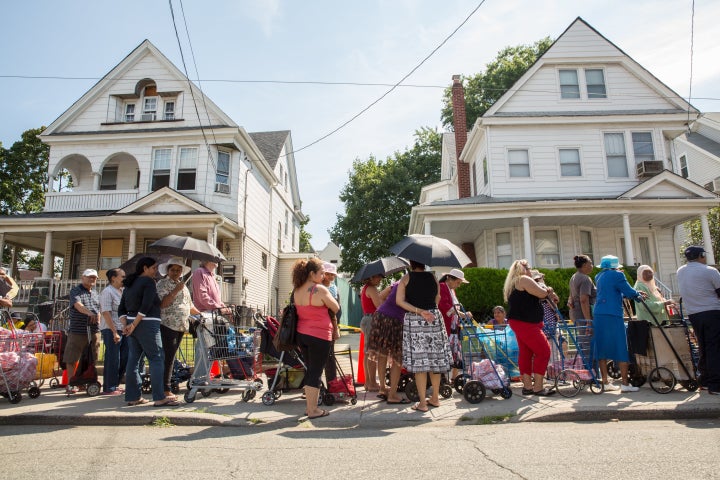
[273,291,298,352]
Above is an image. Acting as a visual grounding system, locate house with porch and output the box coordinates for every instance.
[412,17,719,293]
[0,40,307,315]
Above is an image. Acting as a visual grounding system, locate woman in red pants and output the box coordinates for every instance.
[503,259,557,396]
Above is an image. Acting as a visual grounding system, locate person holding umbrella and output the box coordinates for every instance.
[395,260,452,412]
[438,269,471,382]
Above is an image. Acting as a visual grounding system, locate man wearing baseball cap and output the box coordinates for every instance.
[677,245,720,395]
[64,268,102,394]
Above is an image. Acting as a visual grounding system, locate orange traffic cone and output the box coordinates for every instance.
[210,360,220,377]
[61,369,68,387]
[356,332,365,385]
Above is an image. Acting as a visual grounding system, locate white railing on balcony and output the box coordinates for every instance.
[44,190,139,212]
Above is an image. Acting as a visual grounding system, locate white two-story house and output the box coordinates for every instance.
[413,18,718,291]
[0,40,307,314]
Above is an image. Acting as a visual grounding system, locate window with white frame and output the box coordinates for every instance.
[604,133,629,177]
[534,230,560,267]
[559,69,580,99]
[177,147,198,190]
[164,101,175,120]
[483,157,488,185]
[215,151,230,193]
[284,211,289,235]
[585,69,607,99]
[580,230,594,262]
[508,149,530,177]
[142,97,157,121]
[100,165,118,190]
[495,232,513,269]
[124,103,135,122]
[151,148,172,191]
[559,148,582,176]
[679,154,688,178]
[631,132,654,163]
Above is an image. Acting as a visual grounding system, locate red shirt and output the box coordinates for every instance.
[361,284,378,314]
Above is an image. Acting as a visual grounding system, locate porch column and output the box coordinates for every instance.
[700,214,715,265]
[423,222,431,235]
[622,214,634,265]
[42,231,53,278]
[47,175,54,193]
[207,228,214,246]
[128,228,136,259]
[522,217,532,263]
[92,172,101,190]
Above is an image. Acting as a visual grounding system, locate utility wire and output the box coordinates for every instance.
[687,0,695,129]
[285,0,489,156]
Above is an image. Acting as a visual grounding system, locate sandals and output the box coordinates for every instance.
[411,402,429,413]
[153,398,181,407]
[307,409,330,419]
[386,398,410,405]
[521,388,534,395]
[127,398,149,406]
[533,387,556,397]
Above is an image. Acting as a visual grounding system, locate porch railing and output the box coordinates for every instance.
[44,190,139,212]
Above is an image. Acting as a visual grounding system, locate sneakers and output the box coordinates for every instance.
[603,382,619,391]
[620,384,639,392]
[65,386,79,395]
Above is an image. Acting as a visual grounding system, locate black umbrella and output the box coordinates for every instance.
[118,253,174,276]
[148,235,226,263]
[351,256,410,283]
[389,234,471,268]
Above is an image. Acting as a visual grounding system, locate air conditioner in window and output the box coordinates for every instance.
[215,183,230,194]
[140,113,156,121]
[636,161,664,179]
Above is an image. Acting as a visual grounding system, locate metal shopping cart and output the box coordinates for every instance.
[0,327,41,403]
[184,310,262,403]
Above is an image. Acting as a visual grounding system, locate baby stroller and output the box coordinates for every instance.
[67,329,102,397]
[254,312,319,406]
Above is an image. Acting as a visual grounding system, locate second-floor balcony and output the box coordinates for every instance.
[45,190,139,212]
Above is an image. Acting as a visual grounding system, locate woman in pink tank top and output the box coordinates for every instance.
[291,258,340,419]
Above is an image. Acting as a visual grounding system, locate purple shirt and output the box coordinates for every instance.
[191,266,225,312]
[376,283,405,321]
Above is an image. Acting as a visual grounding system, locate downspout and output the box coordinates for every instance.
[240,162,251,304]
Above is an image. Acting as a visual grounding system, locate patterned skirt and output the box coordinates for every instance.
[402,309,452,374]
[367,312,404,365]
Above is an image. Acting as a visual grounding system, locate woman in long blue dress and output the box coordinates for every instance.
[593,255,646,392]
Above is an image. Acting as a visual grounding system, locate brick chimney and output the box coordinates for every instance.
[451,75,471,199]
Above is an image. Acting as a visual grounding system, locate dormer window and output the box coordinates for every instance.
[142,97,157,121]
[124,104,135,122]
[164,101,175,120]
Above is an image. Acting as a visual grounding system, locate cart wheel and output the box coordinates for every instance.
[86,382,101,397]
[628,364,646,387]
[200,389,212,398]
[241,390,254,402]
[170,383,180,395]
[350,397,358,405]
[261,391,275,406]
[589,379,604,394]
[404,379,419,402]
[440,384,453,399]
[397,375,409,392]
[606,360,622,380]
[141,377,152,394]
[184,390,196,403]
[49,377,60,389]
[555,370,582,398]
[9,391,22,404]
[499,387,513,399]
[649,367,676,394]
[273,390,282,399]
[317,389,325,406]
[680,380,699,392]
[453,374,471,394]
[385,367,391,387]
[491,388,501,395]
[323,394,335,406]
[462,381,486,404]
[254,379,264,389]
[28,386,41,399]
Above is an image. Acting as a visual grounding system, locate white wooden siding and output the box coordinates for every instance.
[542,21,622,59]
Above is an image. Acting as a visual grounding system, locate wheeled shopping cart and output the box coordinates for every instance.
[0,327,41,403]
[184,310,262,403]
[549,315,604,397]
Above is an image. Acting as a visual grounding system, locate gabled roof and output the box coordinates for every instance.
[682,132,720,159]
[42,39,236,136]
[116,187,216,214]
[249,131,290,169]
[484,17,697,118]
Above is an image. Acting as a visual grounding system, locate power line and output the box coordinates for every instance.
[687,0,695,128]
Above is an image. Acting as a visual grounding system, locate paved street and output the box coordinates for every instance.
[3,420,718,479]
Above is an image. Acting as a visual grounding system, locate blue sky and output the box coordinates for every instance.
[2,1,719,251]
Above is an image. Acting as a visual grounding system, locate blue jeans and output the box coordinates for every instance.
[101,329,128,392]
[125,319,165,402]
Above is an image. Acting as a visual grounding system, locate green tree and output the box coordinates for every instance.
[440,37,553,131]
[682,207,720,259]
[330,127,442,277]
[298,215,314,253]
[0,127,49,215]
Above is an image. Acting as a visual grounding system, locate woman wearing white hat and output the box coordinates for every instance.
[438,268,471,381]
[157,258,200,399]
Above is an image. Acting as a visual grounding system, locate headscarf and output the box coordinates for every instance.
[636,265,663,301]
